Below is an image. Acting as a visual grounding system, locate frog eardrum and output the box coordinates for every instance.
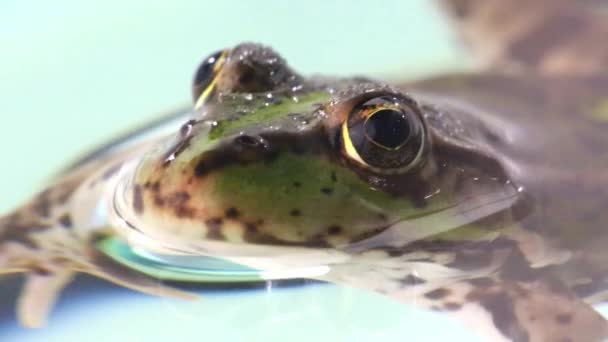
[341,94,427,174]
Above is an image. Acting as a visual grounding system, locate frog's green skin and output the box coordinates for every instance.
[2,1,608,341]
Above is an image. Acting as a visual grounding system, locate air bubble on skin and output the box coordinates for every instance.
[266,93,273,99]
[244,93,253,101]
[292,96,299,103]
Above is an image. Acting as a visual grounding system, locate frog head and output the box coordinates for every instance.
[112,43,521,260]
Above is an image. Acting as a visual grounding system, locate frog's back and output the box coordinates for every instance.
[407,67,608,306]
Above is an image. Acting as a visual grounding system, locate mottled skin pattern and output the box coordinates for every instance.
[1,1,608,341]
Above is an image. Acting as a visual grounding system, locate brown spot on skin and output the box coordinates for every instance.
[205,218,225,240]
[469,277,496,288]
[244,223,258,233]
[327,225,342,235]
[166,192,190,206]
[144,181,161,192]
[443,302,462,311]
[154,197,165,207]
[290,209,301,217]
[424,288,451,300]
[58,214,72,228]
[555,313,573,325]
[320,187,333,195]
[473,291,530,342]
[330,171,337,182]
[175,206,195,218]
[133,185,144,214]
[293,181,301,188]
[225,207,240,219]
[399,274,426,286]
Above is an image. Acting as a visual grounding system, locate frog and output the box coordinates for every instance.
[2,0,608,341]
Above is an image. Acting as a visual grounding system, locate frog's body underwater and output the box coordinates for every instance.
[2,0,608,341]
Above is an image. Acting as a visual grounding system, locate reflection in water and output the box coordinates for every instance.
[0,275,483,342]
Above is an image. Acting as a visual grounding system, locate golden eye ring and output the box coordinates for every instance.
[341,95,427,174]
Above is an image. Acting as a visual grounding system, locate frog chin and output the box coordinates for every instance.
[112,218,347,280]
[109,170,349,275]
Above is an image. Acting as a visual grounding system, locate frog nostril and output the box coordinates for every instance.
[232,135,276,163]
[235,135,263,148]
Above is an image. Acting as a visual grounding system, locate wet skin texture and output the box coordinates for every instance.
[3,1,608,341]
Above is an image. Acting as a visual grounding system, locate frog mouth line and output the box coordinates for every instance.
[345,183,524,253]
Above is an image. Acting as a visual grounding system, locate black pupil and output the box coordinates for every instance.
[194,50,222,86]
[364,109,410,149]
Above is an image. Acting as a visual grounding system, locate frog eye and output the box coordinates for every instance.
[341,95,426,173]
[192,50,227,108]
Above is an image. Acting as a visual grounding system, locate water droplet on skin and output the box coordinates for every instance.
[424,188,441,199]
